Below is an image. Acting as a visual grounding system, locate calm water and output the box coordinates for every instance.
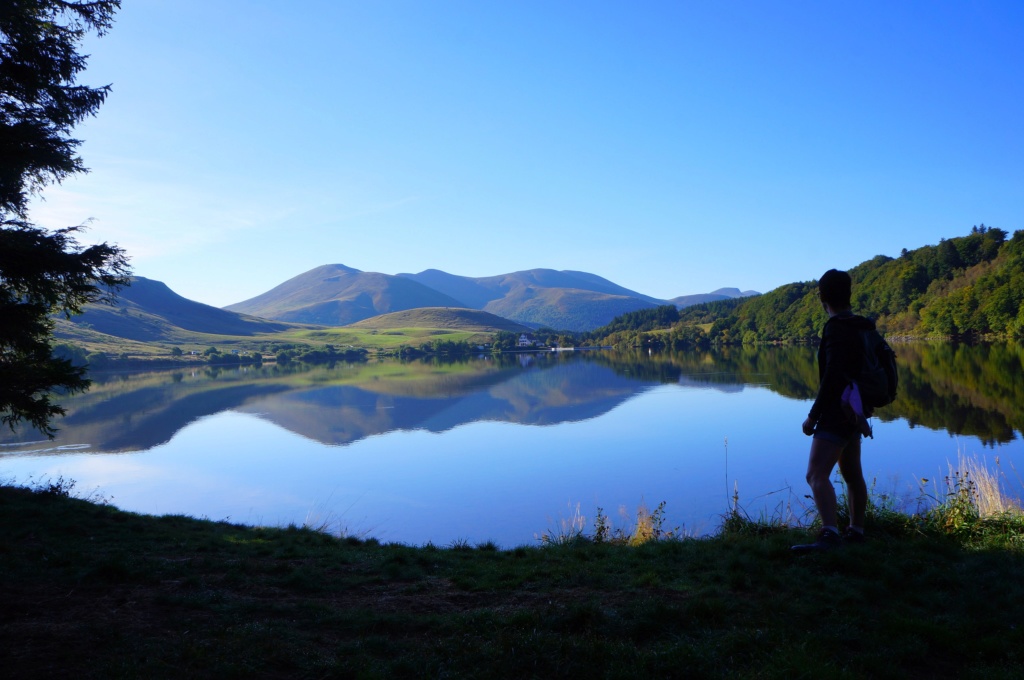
[2,345,1023,546]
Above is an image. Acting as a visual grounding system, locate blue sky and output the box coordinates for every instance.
[30,0,1024,308]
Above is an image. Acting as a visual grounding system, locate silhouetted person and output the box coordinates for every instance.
[792,269,873,552]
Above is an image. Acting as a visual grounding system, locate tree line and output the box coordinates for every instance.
[586,226,1023,346]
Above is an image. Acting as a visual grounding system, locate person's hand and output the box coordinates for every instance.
[802,416,817,436]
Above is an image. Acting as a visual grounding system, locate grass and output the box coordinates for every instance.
[3,459,1024,679]
[292,326,489,350]
[55,313,502,360]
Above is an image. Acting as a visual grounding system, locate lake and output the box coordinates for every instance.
[2,344,1023,547]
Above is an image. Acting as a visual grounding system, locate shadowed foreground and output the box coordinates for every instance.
[2,483,1022,679]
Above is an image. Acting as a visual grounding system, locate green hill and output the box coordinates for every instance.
[688,226,1024,342]
[350,307,531,333]
[595,226,1024,344]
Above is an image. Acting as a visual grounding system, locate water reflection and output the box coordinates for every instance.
[2,343,1023,454]
[3,344,1023,546]
[598,343,1024,445]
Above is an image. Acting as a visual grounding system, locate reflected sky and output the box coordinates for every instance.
[2,350,1022,546]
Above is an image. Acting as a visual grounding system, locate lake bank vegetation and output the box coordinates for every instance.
[3,452,1022,678]
[578,226,1024,349]
[681,225,1024,344]
[50,324,495,369]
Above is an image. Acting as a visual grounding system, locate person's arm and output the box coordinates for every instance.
[807,320,856,423]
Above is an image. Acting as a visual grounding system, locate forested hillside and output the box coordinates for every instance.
[854,226,1022,336]
[583,305,713,350]
[592,227,1024,345]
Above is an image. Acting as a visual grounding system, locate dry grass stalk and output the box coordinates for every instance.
[957,454,1022,517]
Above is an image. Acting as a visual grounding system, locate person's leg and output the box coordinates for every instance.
[792,436,846,552]
[805,436,844,529]
[838,436,866,530]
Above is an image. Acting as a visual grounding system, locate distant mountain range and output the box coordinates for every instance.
[224,264,758,332]
[58,227,1020,346]
[670,287,760,308]
[56,267,757,343]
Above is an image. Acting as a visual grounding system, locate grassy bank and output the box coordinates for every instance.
[2,477,1023,679]
[54,313,504,360]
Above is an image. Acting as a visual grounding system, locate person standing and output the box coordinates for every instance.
[792,269,875,553]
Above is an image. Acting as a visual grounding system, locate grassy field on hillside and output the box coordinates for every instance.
[294,326,488,349]
[3,468,1023,679]
[55,320,497,360]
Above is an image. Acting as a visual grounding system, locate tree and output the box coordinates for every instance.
[1,1,129,436]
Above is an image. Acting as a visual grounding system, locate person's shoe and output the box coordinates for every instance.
[841,527,866,544]
[790,528,842,554]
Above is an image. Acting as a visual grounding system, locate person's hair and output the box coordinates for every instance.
[818,269,852,309]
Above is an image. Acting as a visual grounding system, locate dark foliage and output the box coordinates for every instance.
[583,304,710,350]
[0,1,119,216]
[276,345,369,365]
[590,304,680,336]
[0,1,129,436]
[0,224,128,434]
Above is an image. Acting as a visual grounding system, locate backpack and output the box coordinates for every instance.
[854,329,898,409]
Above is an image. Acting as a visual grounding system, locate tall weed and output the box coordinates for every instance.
[539,499,680,545]
[537,501,586,545]
[922,453,1023,537]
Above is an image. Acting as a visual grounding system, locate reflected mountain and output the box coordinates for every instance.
[0,355,670,452]
[2,343,1022,454]
[234,359,657,446]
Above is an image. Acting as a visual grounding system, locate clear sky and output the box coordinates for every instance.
[29,0,1024,308]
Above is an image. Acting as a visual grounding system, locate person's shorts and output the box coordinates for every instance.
[813,426,860,448]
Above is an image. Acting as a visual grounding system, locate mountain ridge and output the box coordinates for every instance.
[65,277,297,342]
[229,264,754,331]
[224,264,467,326]
[56,269,759,346]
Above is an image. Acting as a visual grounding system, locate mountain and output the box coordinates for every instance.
[227,264,752,331]
[60,277,293,342]
[60,266,757,344]
[671,287,760,309]
[398,267,762,329]
[390,267,668,331]
[710,287,761,298]
[399,268,663,306]
[480,285,656,331]
[223,264,466,325]
[393,269,497,309]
